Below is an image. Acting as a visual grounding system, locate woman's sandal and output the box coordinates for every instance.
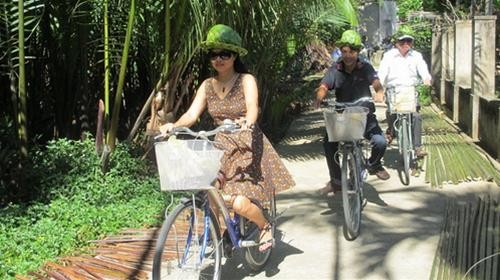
[258,223,274,253]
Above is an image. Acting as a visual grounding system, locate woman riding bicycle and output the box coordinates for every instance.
[159,24,295,252]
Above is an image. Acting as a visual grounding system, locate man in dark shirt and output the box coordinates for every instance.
[314,30,390,196]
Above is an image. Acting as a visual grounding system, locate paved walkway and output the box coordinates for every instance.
[27,104,499,280]
[222,104,499,280]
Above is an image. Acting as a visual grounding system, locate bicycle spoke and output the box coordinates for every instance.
[153,201,221,280]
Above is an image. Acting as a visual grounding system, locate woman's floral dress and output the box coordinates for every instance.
[206,74,295,202]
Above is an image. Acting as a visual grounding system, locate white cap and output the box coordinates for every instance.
[397,34,414,41]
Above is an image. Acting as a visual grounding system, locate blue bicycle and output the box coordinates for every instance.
[152,123,276,279]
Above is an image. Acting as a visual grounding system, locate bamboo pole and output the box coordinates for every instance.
[473,197,485,279]
[485,197,494,280]
[457,205,466,275]
[492,202,499,280]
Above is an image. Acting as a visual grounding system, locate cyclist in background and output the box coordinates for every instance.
[378,33,431,158]
[159,24,295,252]
[314,30,390,196]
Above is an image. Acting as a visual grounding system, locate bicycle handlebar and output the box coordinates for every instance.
[154,119,241,140]
[327,96,374,108]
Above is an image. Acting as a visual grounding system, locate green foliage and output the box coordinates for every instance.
[417,84,431,106]
[0,137,168,279]
[396,0,423,20]
[0,117,22,206]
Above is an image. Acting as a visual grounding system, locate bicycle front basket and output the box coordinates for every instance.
[323,106,369,142]
[154,139,224,191]
[388,86,417,113]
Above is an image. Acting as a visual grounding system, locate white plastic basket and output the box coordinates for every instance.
[388,86,417,113]
[323,106,369,142]
[154,139,225,191]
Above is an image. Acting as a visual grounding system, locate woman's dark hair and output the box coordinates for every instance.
[234,55,250,74]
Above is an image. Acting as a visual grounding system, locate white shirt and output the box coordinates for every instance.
[378,48,431,87]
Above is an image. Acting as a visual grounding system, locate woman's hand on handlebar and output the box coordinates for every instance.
[235,117,252,130]
[159,122,175,136]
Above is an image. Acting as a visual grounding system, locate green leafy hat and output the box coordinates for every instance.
[336,30,362,49]
[200,24,248,56]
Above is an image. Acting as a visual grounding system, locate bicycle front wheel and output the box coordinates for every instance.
[400,117,411,185]
[341,150,362,240]
[243,192,276,271]
[152,199,222,280]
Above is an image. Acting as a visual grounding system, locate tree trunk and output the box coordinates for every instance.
[107,0,136,152]
[17,0,28,159]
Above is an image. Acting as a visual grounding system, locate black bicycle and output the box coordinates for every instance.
[323,97,371,240]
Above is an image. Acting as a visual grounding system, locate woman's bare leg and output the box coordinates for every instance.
[232,195,273,251]
[231,195,268,229]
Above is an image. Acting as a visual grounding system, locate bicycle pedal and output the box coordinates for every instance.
[223,242,234,258]
[240,240,258,247]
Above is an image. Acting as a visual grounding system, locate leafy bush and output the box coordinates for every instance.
[396,0,423,20]
[0,137,168,279]
[0,117,24,206]
[417,84,432,106]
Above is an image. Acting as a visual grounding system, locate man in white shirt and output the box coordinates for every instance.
[378,34,431,158]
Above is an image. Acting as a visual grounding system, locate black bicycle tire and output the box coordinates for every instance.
[243,192,276,271]
[341,150,362,240]
[354,145,366,208]
[152,199,222,280]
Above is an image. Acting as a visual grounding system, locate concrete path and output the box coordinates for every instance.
[222,104,499,280]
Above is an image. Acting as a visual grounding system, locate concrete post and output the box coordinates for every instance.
[431,25,442,100]
[454,20,472,123]
[440,28,450,105]
[498,107,500,160]
[472,15,497,140]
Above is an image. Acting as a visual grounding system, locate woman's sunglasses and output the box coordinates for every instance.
[209,50,233,60]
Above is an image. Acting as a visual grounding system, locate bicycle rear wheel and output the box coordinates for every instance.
[152,198,222,280]
[400,117,411,185]
[243,192,276,271]
[341,150,362,240]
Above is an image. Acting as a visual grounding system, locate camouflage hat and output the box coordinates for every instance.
[200,24,248,56]
[336,30,363,49]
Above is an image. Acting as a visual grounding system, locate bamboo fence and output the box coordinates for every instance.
[430,196,499,280]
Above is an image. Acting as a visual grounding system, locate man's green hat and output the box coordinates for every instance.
[393,25,415,42]
[200,24,248,56]
[336,30,362,49]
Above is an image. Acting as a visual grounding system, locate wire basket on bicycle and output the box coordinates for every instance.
[387,86,417,113]
[323,106,369,142]
[154,139,224,191]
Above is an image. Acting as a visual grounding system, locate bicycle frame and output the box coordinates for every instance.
[336,140,368,185]
[393,113,414,157]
